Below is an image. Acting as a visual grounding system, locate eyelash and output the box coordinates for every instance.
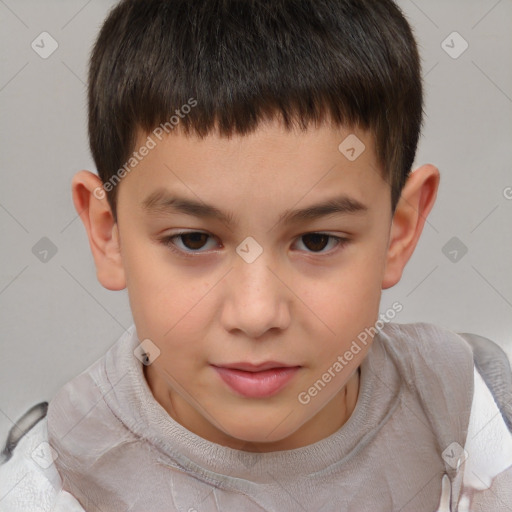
[159,231,350,258]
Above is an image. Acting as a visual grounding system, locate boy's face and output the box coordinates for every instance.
[74,118,439,451]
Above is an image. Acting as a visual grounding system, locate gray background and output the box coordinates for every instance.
[1,0,511,444]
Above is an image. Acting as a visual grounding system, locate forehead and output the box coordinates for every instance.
[117,120,389,223]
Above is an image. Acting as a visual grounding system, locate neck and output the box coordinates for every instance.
[144,363,361,452]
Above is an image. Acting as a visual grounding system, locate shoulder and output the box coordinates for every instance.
[0,404,85,512]
[379,321,473,354]
[379,322,512,428]
[458,332,512,431]
[376,321,476,390]
[426,330,512,507]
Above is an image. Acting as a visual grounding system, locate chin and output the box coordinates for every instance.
[213,413,303,448]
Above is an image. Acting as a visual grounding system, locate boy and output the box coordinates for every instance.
[1,0,511,510]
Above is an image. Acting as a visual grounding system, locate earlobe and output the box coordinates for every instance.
[71,170,126,291]
[381,164,440,290]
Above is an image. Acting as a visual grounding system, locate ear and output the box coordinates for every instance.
[71,170,126,291]
[382,164,440,289]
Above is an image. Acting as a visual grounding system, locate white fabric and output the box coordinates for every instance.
[0,416,84,511]
[431,367,512,511]
[462,367,512,491]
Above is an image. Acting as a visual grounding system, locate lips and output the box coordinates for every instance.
[217,361,296,372]
[211,362,301,398]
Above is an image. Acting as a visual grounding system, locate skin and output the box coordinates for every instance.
[71,117,439,452]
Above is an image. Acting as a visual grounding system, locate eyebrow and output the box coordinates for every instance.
[141,188,368,226]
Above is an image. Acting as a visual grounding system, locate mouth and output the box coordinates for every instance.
[211,362,301,398]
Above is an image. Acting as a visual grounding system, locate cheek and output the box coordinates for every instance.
[123,246,217,357]
[300,249,384,320]
[295,247,386,363]
[121,237,185,329]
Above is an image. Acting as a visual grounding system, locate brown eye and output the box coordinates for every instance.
[294,233,348,254]
[160,231,217,254]
[301,233,330,252]
[178,232,209,250]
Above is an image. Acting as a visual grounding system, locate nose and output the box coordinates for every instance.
[220,248,291,339]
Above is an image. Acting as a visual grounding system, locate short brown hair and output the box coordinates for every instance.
[88,0,423,221]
